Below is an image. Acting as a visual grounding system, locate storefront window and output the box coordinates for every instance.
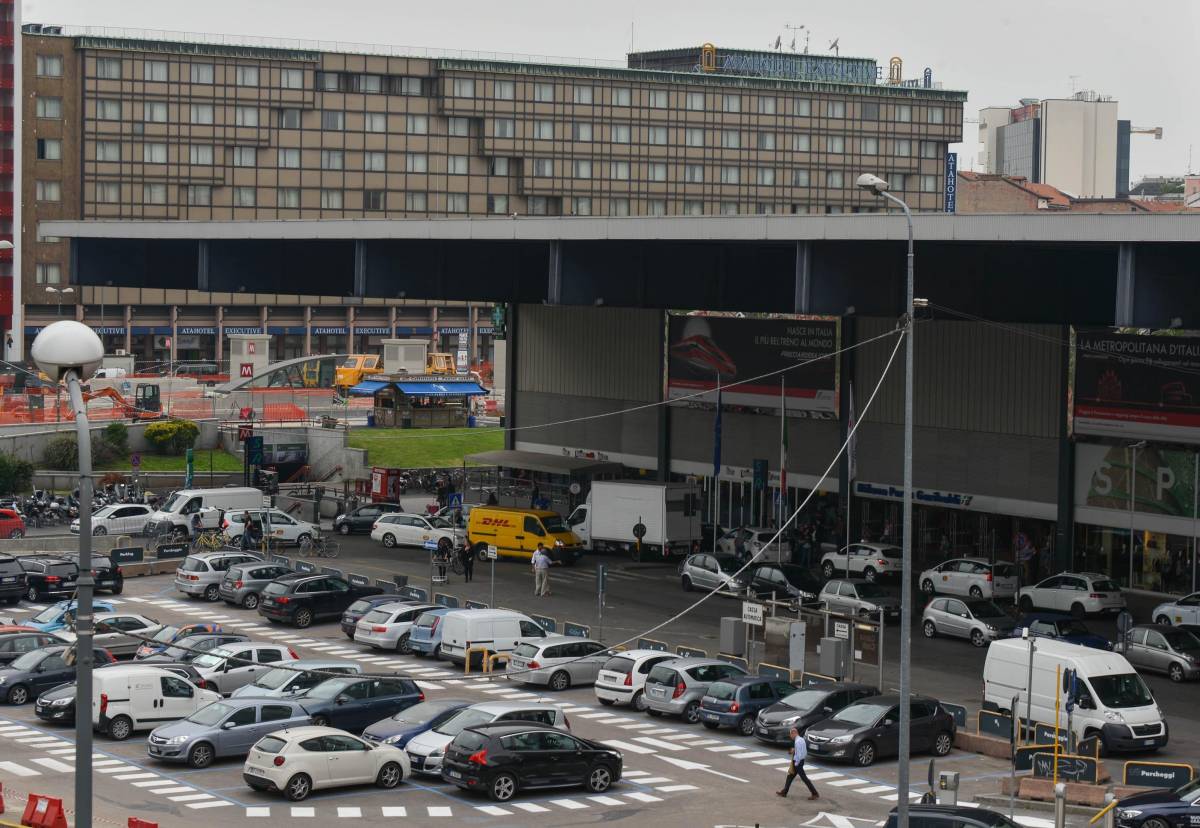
[271,335,306,362]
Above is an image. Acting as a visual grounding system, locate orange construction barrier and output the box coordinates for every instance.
[1,780,5,813]
[128,818,158,828]
[20,794,68,828]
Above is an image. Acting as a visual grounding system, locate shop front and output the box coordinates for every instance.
[176,326,217,365]
[352,325,393,355]
[311,325,348,356]
[262,326,303,361]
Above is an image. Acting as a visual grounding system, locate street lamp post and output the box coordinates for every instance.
[31,320,104,828]
[45,285,75,317]
[858,173,915,826]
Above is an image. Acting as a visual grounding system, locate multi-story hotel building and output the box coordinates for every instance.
[19,28,964,367]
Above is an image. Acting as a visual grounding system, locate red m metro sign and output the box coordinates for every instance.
[240,363,253,378]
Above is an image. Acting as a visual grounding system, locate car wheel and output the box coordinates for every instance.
[1145,818,1171,828]
[93,526,107,536]
[681,575,693,592]
[6,684,29,705]
[296,534,312,548]
[338,523,351,536]
[284,773,312,802]
[8,529,21,539]
[632,691,648,712]
[1155,615,1172,625]
[376,761,403,789]
[294,609,313,629]
[1069,602,1086,619]
[473,542,490,562]
[397,633,412,655]
[702,720,720,730]
[737,716,756,737]
[682,701,701,724]
[853,740,876,766]
[489,772,518,802]
[203,584,220,602]
[188,742,214,769]
[923,620,937,639]
[933,731,953,756]
[549,671,571,692]
[1018,595,1033,612]
[969,585,984,599]
[26,585,39,602]
[242,593,260,610]
[108,715,133,741]
[597,698,615,706]
[586,764,614,793]
[822,561,835,579]
[431,644,442,660]
[382,533,397,548]
[646,708,662,717]
[111,584,123,595]
[1168,663,1185,683]
[970,629,987,648]
[921,579,935,596]
[311,714,330,727]
[863,567,877,583]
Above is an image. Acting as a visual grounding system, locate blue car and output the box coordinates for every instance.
[408,607,452,658]
[298,674,423,732]
[1117,777,1200,828]
[19,600,116,633]
[697,676,802,735]
[361,698,472,747]
[1012,613,1113,650]
[340,594,404,639]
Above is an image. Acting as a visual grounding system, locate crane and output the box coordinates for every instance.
[1130,126,1164,140]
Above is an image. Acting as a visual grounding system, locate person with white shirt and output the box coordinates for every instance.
[777,725,819,799]
[531,543,555,596]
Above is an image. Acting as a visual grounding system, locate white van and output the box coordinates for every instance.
[92,665,221,741]
[438,609,548,666]
[983,637,1167,754]
[145,487,264,538]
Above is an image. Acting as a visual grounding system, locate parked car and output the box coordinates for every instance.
[258,574,383,629]
[19,556,79,603]
[804,694,956,766]
[72,503,154,537]
[361,699,473,747]
[1011,613,1113,650]
[404,701,570,777]
[737,564,823,605]
[148,698,311,768]
[0,555,27,603]
[819,579,902,622]
[13,600,115,633]
[1151,592,1200,627]
[223,509,320,547]
[1123,624,1200,683]
[820,543,903,582]
[354,602,440,654]
[594,649,680,712]
[93,665,222,740]
[63,612,162,659]
[135,623,227,659]
[883,805,1023,828]
[718,527,789,558]
[88,555,125,595]
[698,676,801,736]
[0,630,67,664]
[439,609,548,667]
[139,632,251,664]
[678,553,743,593]
[218,562,292,610]
[231,659,363,699]
[175,551,264,602]
[0,509,25,540]
[642,657,749,723]
[297,673,423,732]
[441,723,622,802]
[1018,572,1125,617]
[334,503,403,535]
[923,598,1018,647]
[242,726,410,801]
[341,594,407,639]
[35,662,206,724]
[506,636,610,690]
[191,642,300,695]
[1115,777,1200,828]
[919,557,1020,600]
[0,645,116,704]
[371,513,459,550]
[755,682,880,744]
[408,608,452,659]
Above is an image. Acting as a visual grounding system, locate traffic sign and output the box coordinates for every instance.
[833,620,850,639]
[238,424,253,442]
[632,522,647,540]
[742,601,765,627]
[130,452,141,469]
[483,544,498,561]
[240,362,253,378]
[596,562,607,594]
[1116,610,1134,636]
[245,435,264,465]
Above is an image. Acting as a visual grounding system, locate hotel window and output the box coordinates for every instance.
[826,170,844,188]
[233,146,256,167]
[683,200,703,216]
[233,187,256,207]
[493,118,514,138]
[36,139,62,160]
[684,164,704,183]
[648,199,667,216]
[36,55,63,77]
[317,72,339,90]
[490,158,510,176]
[573,122,593,142]
[35,96,62,117]
[97,57,121,79]
[281,68,303,89]
[573,85,593,104]
[534,120,554,139]
[533,158,553,177]
[276,188,300,208]
[365,151,387,172]
[649,162,667,182]
[142,142,167,163]
[488,194,509,214]
[920,174,938,192]
[757,168,776,186]
[720,202,738,215]
[756,203,776,214]
[648,125,667,145]
[190,63,214,84]
[407,115,429,134]
[405,192,427,211]
[721,130,741,149]
[406,153,428,173]
[452,78,475,98]
[890,173,907,190]
[533,82,554,102]
[447,193,468,213]
[686,91,705,111]
[190,145,213,165]
[143,183,168,204]
[96,141,121,162]
[792,134,810,151]
[649,89,668,108]
[757,96,776,115]
[365,112,387,133]
[397,76,422,95]
[720,166,740,185]
[97,182,120,203]
[827,100,846,118]
[612,124,631,144]
[528,196,550,215]
[35,180,62,201]
[190,104,214,124]
[143,101,168,123]
[97,99,122,120]
[447,117,470,137]
[494,80,515,100]
[188,185,211,206]
[895,139,912,157]
[685,128,704,147]
[139,62,169,86]
[828,136,845,153]
[573,159,592,179]
[279,109,301,129]
[896,104,912,122]
[757,132,776,150]
[928,107,945,124]
[613,87,631,106]
[569,197,592,216]
[610,160,630,180]
[447,155,468,175]
[862,101,880,120]
[862,137,879,155]
[321,189,343,209]
[365,190,386,211]
[236,65,259,86]
[278,148,300,168]
[356,74,382,93]
[792,168,810,186]
[920,141,939,159]
[321,150,344,170]
[722,94,741,113]
[610,198,630,216]
[36,264,62,284]
[321,110,344,131]
[793,98,811,116]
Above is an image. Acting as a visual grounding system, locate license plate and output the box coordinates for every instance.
[757,725,768,734]
[35,705,44,713]
[447,769,462,779]
[1144,738,1155,745]
[245,766,268,777]
[702,712,719,721]
[1,577,13,583]
[510,659,526,669]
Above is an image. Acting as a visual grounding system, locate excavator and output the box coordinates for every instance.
[82,385,164,420]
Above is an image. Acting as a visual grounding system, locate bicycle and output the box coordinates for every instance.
[191,530,231,552]
[299,535,340,559]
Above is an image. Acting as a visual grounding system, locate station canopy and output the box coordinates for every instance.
[464,449,623,476]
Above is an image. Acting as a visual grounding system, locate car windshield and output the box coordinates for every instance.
[31,605,66,623]
[252,667,304,690]
[263,582,289,596]
[831,702,889,727]
[306,678,355,700]
[714,556,741,572]
[542,516,567,533]
[1163,629,1200,653]
[47,563,76,578]
[1088,673,1154,709]
[434,707,497,736]
[180,558,207,573]
[603,656,634,673]
[414,612,441,628]
[254,736,286,754]
[1092,579,1120,593]
[187,702,236,726]
[967,601,1007,619]
[513,643,540,658]
[1057,620,1091,636]
[706,682,737,701]
[855,583,889,599]
[347,600,373,614]
[362,610,393,624]
[150,626,180,643]
[779,689,828,712]
[92,506,116,519]
[10,651,46,671]
[162,492,186,511]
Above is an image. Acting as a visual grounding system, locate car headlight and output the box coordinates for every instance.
[831,734,854,744]
[985,624,997,632]
[51,698,72,707]
[780,716,801,727]
[0,676,8,685]
[1118,810,1141,819]
[1103,710,1125,723]
[168,735,190,745]
[382,735,402,745]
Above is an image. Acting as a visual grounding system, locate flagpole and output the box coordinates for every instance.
[846,382,855,555]
[779,377,786,564]
[712,371,721,556]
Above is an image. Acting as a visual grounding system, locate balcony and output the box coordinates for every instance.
[0,66,12,90]
[0,148,12,175]
[0,191,12,218]
[0,107,11,132]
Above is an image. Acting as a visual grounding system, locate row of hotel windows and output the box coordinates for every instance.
[39,53,308,90]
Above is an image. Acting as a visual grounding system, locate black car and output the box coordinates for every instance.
[89,555,124,595]
[739,563,824,604]
[340,594,407,639]
[35,661,206,723]
[0,555,27,604]
[884,805,1023,828]
[0,631,65,664]
[258,573,383,628]
[1117,778,1200,828]
[755,682,880,745]
[334,503,403,535]
[804,693,956,767]
[442,723,623,803]
[19,556,79,602]
[0,645,116,705]
[298,674,422,731]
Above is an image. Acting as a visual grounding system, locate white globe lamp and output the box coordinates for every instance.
[31,320,104,382]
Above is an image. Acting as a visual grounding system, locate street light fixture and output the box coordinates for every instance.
[45,285,75,317]
[30,320,103,828]
[857,172,916,827]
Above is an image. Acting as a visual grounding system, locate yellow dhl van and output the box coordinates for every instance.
[466,506,583,565]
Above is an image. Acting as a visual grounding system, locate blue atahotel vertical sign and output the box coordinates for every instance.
[944,152,958,213]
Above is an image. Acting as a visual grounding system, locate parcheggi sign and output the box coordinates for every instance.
[855,482,974,508]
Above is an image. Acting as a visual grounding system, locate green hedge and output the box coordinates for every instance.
[143,419,200,455]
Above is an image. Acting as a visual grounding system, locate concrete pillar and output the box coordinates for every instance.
[430,306,439,350]
[794,241,812,313]
[388,305,397,338]
[469,306,478,365]
[1115,243,1136,326]
[169,305,178,369]
[303,306,312,355]
[215,306,224,367]
[123,306,132,355]
[347,306,355,353]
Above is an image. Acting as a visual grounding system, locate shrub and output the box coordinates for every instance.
[102,422,129,457]
[42,435,120,470]
[0,452,34,494]
[143,419,200,455]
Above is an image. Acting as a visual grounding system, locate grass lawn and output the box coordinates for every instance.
[349,426,503,469]
[97,449,244,472]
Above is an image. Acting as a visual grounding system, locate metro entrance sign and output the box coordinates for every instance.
[238,424,253,442]
[240,363,253,378]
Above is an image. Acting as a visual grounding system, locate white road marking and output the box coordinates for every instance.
[113,773,160,781]
[640,727,680,736]
[632,776,672,784]
[246,807,270,817]
[806,772,843,781]
[415,681,444,691]
[47,748,77,756]
[624,792,664,803]
[754,758,793,766]
[854,785,895,794]
[622,770,650,777]
[827,778,868,787]
[632,736,688,751]
[730,751,769,759]
[578,712,619,719]
[131,779,169,787]
[476,806,511,816]
[170,794,214,802]
[380,807,407,817]
[337,807,363,817]
[601,739,657,755]
[618,723,657,730]
[705,745,743,753]
[426,806,453,817]
[149,786,196,795]
[655,784,699,792]
[290,807,316,817]
[550,799,588,810]
[0,761,38,776]
[30,758,73,772]
[588,796,625,806]
[510,802,550,813]
[98,764,139,773]
[186,800,234,809]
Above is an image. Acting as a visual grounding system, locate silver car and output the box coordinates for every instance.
[138,632,251,664]
[190,641,298,694]
[922,597,1017,647]
[819,579,902,622]
[175,551,264,602]
[147,698,310,768]
[87,613,163,659]
[506,636,611,690]
[218,562,292,610]
[1123,624,1200,683]
[353,602,439,654]
[679,553,742,593]
[642,657,748,723]
[230,660,363,699]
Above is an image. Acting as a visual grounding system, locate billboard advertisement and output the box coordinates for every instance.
[1073,329,1200,443]
[665,312,839,416]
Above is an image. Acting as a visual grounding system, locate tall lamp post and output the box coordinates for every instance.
[857,173,915,826]
[45,285,75,316]
[31,320,104,828]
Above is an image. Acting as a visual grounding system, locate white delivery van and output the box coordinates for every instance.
[983,637,1167,753]
[145,487,264,538]
[92,665,221,741]
[438,609,548,666]
[566,481,701,561]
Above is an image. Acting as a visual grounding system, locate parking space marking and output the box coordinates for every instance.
[427,806,453,817]
[623,792,664,803]
[550,798,589,810]
[246,807,271,817]
[170,794,215,802]
[632,736,689,751]
[754,758,792,766]
[655,784,699,792]
[30,757,73,772]
[113,772,160,781]
[337,807,363,817]
[806,772,843,781]
[827,778,868,787]
[476,805,511,816]
[149,785,195,794]
[415,681,444,691]
[186,801,234,809]
[622,770,650,777]
[380,807,407,817]
[291,807,316,817]
[588,796,624,806]
[0,760,39,776]
[600,739,657,754]
[131,778,169,787]
[730,751,769,759]
[510,802,551,813]
[854,785,895,794]
[705,745,743,753]
[633,776,672,784]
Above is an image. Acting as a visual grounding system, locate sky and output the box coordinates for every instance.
[22,0,1200,183]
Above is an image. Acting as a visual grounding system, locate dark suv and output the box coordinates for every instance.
[89,555,124,595]
[334,503,403,535]
[884,806,1022,828]
[0,555,27,604]
[20,556,79,602]
[257,573,382,628]
[804,693,956,767]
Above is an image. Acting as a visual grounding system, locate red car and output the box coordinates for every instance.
[0,509,25,540]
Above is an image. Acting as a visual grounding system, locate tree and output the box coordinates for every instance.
[0,452,34,494]
[102,422,129,457]
[143,419,200,455]
[41,435,118,470]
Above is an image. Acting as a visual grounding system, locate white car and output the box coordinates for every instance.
[820,542,903,582]
[71,504,154,537]
[593,648,679,711]
[1017,572,1125,618]
[223,509,319,547]
[243,725,409,801]
[190,642,300,695]
[1151,592,1200,626]
[405,702,569,776]
[919,557,1020,600]
[370,513,460,550]
[718,527,788,557]
[353,602,439,654]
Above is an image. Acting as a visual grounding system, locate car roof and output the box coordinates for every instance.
[24,555,69,563]
[466,701,564,715]
[465,722,569,737]
[272,572,330,584]
[372,601,438,613]
[1019,612,1073,621]
[528,635,601,647]
[711,675,770,686]
[824,578,870,586]
[1134,624,1177,633]
[268,725,346,740]
[190,550,259,560]
[210,640,291,651]
[287,659,361,669]
[795,682,876,693]
[444,609,529,621]
[654,657,730,668]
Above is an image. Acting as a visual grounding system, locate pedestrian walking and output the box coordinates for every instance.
[531,543,556,596]
[240,512,262,552]
[460,540,475,583]
[777,726,818,800]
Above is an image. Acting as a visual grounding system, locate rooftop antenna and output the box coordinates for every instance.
[829,37,840,56]
[785,23,805,53]
[1069,74,1081,95]
[770,34,782,51]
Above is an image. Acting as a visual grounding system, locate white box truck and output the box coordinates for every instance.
[566,481,701,561]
